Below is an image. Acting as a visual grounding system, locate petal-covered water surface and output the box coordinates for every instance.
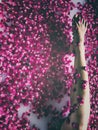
[0,0,97,129]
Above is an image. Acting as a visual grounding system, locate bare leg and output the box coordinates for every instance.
[61,15,90,130]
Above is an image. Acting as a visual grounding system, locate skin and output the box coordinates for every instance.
[61,15,90,130]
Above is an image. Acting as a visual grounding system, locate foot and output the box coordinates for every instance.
[76,15,88,43]
[72,14,88,54]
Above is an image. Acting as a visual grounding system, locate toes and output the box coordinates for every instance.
[77,16,82,26]
[72,14,88,28]
[75,14,78,18]
[77,20,81,26]
[84,20,86,27]
[79,15,82,20]
[73,14,79,23]
[80,18,87,28]
[82,19,84,24]
[85,22,88,28]
[76,22,79,29]
[74,14,78,18]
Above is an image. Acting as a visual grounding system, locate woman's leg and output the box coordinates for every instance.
[61,15,90,130]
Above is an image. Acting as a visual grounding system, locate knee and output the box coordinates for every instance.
[78,123,88,130]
